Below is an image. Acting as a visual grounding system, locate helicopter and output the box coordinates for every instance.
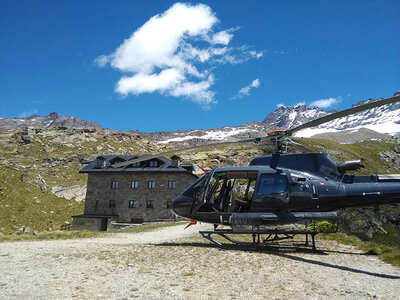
[113,94,400,250]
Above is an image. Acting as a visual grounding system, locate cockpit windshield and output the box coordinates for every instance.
[182,168,215,204]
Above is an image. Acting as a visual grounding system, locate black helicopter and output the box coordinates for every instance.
[114,95,400,249]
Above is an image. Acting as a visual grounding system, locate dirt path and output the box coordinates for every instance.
[0,223,399,299]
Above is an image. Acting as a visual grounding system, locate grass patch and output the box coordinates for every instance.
[319,232,400,266]
[0,221,185,242]
[0,230,103,242]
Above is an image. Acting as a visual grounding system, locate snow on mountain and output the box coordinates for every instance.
[294,93,400,137]
[150,91,400,145]
[262,105,334,129]
[158,127,250,144]
[141,122,275,147]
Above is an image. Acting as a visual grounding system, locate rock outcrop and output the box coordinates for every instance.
[51,185,87,202]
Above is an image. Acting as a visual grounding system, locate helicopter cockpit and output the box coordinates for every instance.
[203,170,258,213]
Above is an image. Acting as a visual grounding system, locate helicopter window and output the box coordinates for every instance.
[257,174,288,195]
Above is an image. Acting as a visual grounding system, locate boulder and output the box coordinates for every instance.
[51,184,87,202]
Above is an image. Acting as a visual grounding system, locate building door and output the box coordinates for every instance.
[100,218,108,231]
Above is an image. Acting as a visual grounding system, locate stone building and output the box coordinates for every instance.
[72,155,197,230]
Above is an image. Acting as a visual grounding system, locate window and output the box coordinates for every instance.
[168,180,176,189]
[109,200,116,208]
[128,200,138,208]
[111,181,119,189]
[148,181,156,189]
[131,181,139,189]
[146,200,154,208]
[257,174,288,195]
[149,161,158,167]
[132,162,140,167]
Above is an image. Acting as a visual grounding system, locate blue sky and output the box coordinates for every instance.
[0,1,399,132]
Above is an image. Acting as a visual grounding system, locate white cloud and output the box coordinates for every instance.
[249,50,263,59]
[94,55,108,67]
[116,68,184,95]
[211,30,233,45]
[95,2,261,108]
[295,101,306,107]
[277,103,285,108]
[310,97,338,109]
[231,78,260,99]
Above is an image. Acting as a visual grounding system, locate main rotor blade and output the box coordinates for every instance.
[111,137,268,168]
[286,94,400,136]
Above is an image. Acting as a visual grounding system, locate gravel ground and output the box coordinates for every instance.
[0,223,399,299]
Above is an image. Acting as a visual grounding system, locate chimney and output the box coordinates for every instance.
[95,156,107,169]
[170,155,180,168]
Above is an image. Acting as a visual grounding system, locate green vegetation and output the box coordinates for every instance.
[0,128,172,233]
[0,221,184,242]
[305,221,338,233]
[320,232,400,266]
[0,229,103,242]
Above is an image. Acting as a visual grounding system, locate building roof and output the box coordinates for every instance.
[79,155,195,174]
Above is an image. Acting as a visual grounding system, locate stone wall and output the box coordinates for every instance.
[83,172,197,222]
[72,216,115,231]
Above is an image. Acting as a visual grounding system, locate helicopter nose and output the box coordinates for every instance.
[171,195,195,218]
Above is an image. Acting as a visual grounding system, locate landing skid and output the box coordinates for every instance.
[199,227,319,252]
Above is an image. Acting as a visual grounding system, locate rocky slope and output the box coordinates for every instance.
[0,112,101,131]
[137,122,276,148]
[0,127,171,234]
[262,104,334,128]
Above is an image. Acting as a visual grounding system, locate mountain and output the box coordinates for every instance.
[137,122,277,148]
[261,105,335,129]
[293,92,400,138]
[142,91,400,146]
[0,112,101,131]
[1,91,399,145]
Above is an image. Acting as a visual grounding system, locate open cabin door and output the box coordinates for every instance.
[191,168,216,212]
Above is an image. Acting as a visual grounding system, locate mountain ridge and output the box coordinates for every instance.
[0,112,101,131]
[1,91,399,145]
